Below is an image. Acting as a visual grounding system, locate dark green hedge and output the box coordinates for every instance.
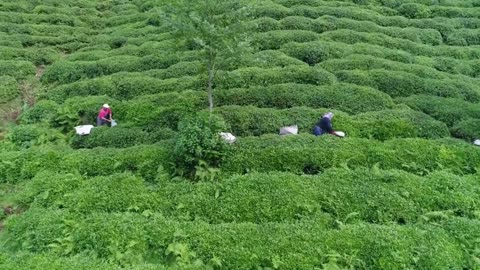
[335,69,480,102]
[0,76,19,103]
[214,83,394,113]
[3,208,469,269]
[0,60,36,80]
[451,119,480,141]
[221,135,480,176]
[70,126,175,149]
[213,106,448,139]
[398,95,480,126]
[0,144,172,184]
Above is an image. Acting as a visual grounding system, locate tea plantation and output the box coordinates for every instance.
[1,0,480,269]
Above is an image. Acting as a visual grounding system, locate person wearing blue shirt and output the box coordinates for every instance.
[313,112,334,136]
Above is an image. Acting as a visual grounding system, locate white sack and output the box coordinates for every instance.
[220,132,236,144]
[279,125,298,135]
[74,125,94,135]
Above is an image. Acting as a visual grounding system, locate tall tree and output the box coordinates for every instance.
[162,0,252,111]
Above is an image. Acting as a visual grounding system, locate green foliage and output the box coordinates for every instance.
[0,60,36,80]
[398,95,480,126]
[7,124,66,148]
[173,113,228,180]
[214,83,394,113]
[451,119,480,141]
[2,208,469,269]
[0,76,19,103]
[70,126,175,149]
[213,106,448,139]
[3,0,480,269]
[397,3,431,19]
[221,135,480,176]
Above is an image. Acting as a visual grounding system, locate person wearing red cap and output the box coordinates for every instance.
[97,103,112,126]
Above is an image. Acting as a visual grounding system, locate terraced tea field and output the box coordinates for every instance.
[1,0,480,269]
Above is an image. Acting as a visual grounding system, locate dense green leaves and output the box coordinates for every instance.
[2,0,480,269]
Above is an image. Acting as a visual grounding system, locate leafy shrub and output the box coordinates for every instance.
[160,168,479,224]
[173,113,229,180]
[214,83,394,113]
[253,30,320,50]
[397,3,431,19]
[0,144,172,184]
[70,126,175,149]
[451,119,480,141]
[15,171,83,207]
[222,135,480,176]
[0,252,119,270]
[62,173,158,213]
[248,17,281,32]
[0,76,19,103]
[7,124,66,148]
[0,60,36,80]
[398,95,480,126]
[335,69,480,101]
[253,1,292,19]
[213,106,448,139]
[3,209,467,269]
[45,73,201,101]
[216,65,336,89]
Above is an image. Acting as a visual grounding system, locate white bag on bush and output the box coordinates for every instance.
[279,125,298,135]
[219,132,236,144]
[474,139,480,146]
[74,125,94,135]
[333,131,346,138]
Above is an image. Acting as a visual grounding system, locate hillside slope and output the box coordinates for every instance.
[1,0,480,269]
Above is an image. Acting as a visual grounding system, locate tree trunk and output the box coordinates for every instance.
[207,60,215,112]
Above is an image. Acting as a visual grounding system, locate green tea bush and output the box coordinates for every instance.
[216,65,336,89]
[236,50,306,69]
[253,29,320,50]
[280,41,349,65]
[20,100,60,124]
[451,119,480,141]
[213,106,448,139]
[352,109,449,140]
[281,41,418,65]
[3,209,467,269]
[253,1,292,19]
[15,171,83,207]
[0,46,60,65]
[7,124,66,148]
[221,135,480,176]
[159,168,479,224]
[248,17,281,32]
[0,252,119,270]
[70,126,175,149]
[321,54,480,85]
[0,144,172,183]
[398,95,480,126]
[0,60,36,80]
[116,91,204,126]
[0,76,19,103]
[321,29,480,60]
[173,113,229,180]
[46,73,201,101]
[397,3,431,18]
[62,173,159,213]
[335,69,480,101]
[214,83,394,113]
[61,144,172,182]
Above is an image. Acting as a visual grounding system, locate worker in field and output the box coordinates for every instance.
[313,112,345,137]
[97,103,112,126]
[313,112,334,136]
